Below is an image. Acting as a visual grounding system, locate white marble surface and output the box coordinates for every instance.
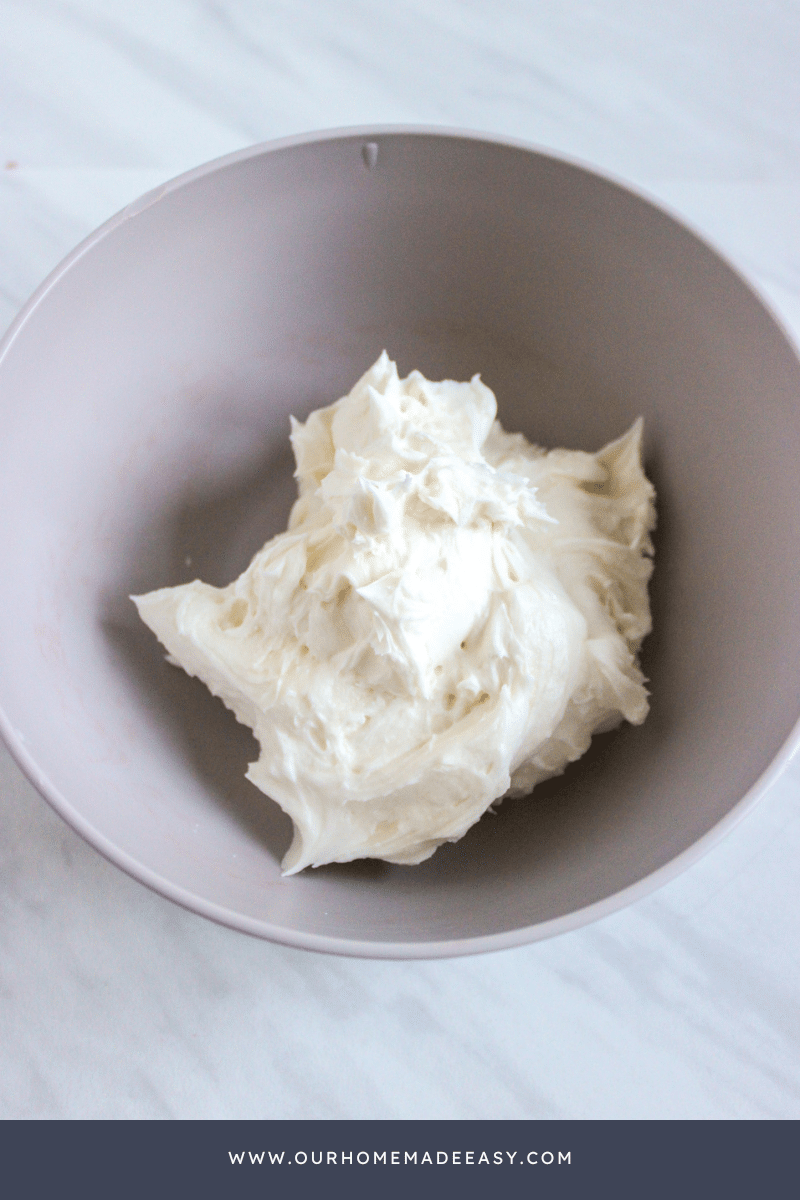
[2,0,800,1120]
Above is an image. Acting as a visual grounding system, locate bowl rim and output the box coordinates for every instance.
[2,123,800,959]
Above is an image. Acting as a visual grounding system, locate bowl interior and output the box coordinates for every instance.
[2,130,800,955]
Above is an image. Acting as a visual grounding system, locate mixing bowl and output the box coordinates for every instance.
[1,127,799,958]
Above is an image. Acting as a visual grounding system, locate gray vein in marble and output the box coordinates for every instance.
[55,0,296,143]
[1,0,799,178]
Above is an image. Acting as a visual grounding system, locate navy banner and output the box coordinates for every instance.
[2,1119,794,1198]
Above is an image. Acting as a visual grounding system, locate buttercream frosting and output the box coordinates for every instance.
[133,353,656,873]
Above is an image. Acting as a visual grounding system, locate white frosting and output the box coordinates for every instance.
[133,354,656,873]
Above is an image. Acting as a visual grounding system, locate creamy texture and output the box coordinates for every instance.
[133,354,656,873]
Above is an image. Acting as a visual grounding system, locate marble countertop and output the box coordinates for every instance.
[2,0,800,1120]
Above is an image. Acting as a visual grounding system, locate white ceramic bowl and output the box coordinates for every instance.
[2,128,800,958]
